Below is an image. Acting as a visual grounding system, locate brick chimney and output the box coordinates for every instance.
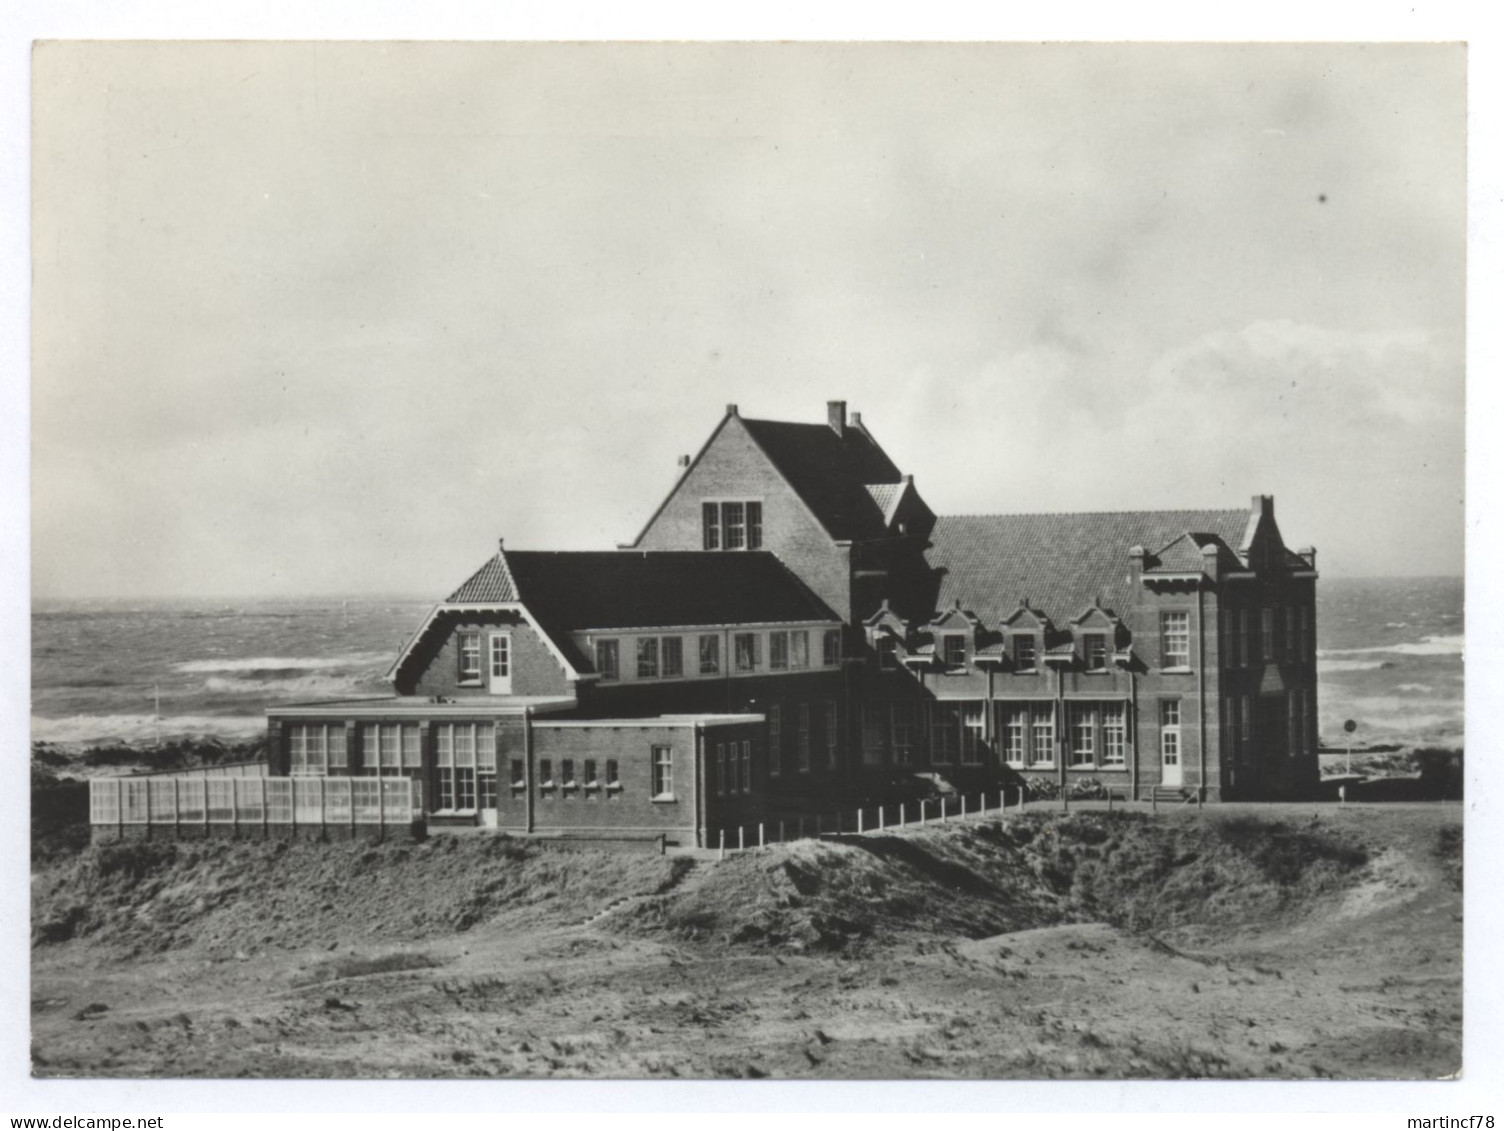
[1252,494,1274,518]
[828,400,847,437]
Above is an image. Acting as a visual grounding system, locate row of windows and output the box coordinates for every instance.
[766,701,841,774]
[1222,688,1316,760]
[595,627,841,682]
[712,741,754,796]
[703,500,763,551]
[456,631,510,684]
[1221,606,1315,669]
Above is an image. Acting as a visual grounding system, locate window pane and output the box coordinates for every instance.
[746,502,763,549]
[790,631,809,669]
[699,634,720,675]
[823,629,841,666]
[402,725,422,768]
[596,639,619,681]
[476,725,496,771]
[723,502,745,550]
[769,631,788,671]
[662,636,683,678]
[637,637,659,679]
[703,502,720,550]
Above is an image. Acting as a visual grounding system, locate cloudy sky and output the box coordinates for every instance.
[31,42,1465,598]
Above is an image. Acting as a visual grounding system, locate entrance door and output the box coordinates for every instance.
[1160,700,1183,787]
[488,634,512,694]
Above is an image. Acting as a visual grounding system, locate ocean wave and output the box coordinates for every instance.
[31,713,266,748]
[201,674,378,697]
[175,653,393,674]
[1318,634,1464,659]
[1318,659,1392,673]
[1394,683,1434,694]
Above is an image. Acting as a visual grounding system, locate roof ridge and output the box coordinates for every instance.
[937,507,1248,520]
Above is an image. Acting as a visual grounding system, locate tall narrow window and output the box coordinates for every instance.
[797,704,811,772]
[327,726,349,773]
[734,632,759,673]
[930,703,960,764]
[379,723,400,773]
[510,758,526,788]
[1084,634,1108,672]
[702,502,721,550]
[1238,610,1249,668]
[402,724,422,769]
[1161,612,1191,669]
[1001,705,1027,766]
[769,631,789,671]
[605,760,619,789]
[453,724,476,809]
[1228,697,1241,760]
[1029,704,1056,766]
[458,632,482,683]
[1302,686,1314,755]
[877,633,898,671]
[962,702,985,765]
[790,630,809,670]
[1070,705,1097,766]
[1160,700,1182,776]
[436,726,454,808]
[1287,692,1300,757]
[1284,609,1295,662]
[1102,703,1127,766]
[891,702,914,766]
[651,746,673,799]
[584,759,598,787]
[825,701,839,769]
[595,639,619,681]
[636,637,659,679]
[822,628,842,667]
[699,634,720,675]
[746,502,763,550]
[1012,633,1037,672]
[716,743,727,797]
[943,634,967,668]
[740,741,752,793]
[661,636,683,679]
[723,502,746,550]
[538,757,554,788]
[1300,606,1313,662]
[1262,609,1275,661]
[477,726,497,809]
[1241,694,1252,742]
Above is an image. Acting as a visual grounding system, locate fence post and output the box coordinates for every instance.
[739,825,745,851]
[201,778,209,831]
[116,778,124,836]
[960,794,967,819]
[1151,790,1158,814]
[320,776,327,832]
[759,822,765,848]
[940,796,947,822]
[878,805,885,831]
[899,802,906,826]
[779,819,785,843]
[232,779,240,837]
[856,808,863,834]
[719,828,725,861]
[920,800,927,825]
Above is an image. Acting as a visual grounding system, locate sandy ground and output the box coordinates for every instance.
[30,803,1461,1080]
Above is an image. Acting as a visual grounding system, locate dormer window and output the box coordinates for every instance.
[942,634,967,668]
[877,633,899,671]
[702,500,763,551]
[1083,634,1109,672]
[1012,633,1037,672]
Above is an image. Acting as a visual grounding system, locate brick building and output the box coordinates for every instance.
[265,399,1319,841]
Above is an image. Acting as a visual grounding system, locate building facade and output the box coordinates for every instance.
[265,400,1320,841]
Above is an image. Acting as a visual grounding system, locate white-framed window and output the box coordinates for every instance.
[595,638,619,681]
[435,723,491,811]
[699,634,720,675]
[1029,704,1055,767]
[768,704,782,776]
[962,702,985,765]
[1001,705,1027,766]
[1160,700,1182,770]
[478,732,497,809]
[584,759,598,789]
[734,632,759,673]
[1102,702,1127,766]
[740,740,752,793]
[790,631,809,670]
[1070,704,1097,766]
[458,631,482,683]
[637,637,660,679]
[661,636,683,679]
[770,631,789,671]
[538,757,554,789]
[797,704,811,772]
[361,723,418,775]
[825,701,839,769]
[651,746,673,799]
[1012,633,1037,672]
[876,633,899,671]
[510,758,526,789]
[943,634,967,668]
[1262,608,1275,661]
[605,759,620,790]
[289,723,345,776]
[1083,633,1109,672]
[702,500,764,551]
[716,743,727,797]
[1161,611,1191,669]
[822,628,842,667]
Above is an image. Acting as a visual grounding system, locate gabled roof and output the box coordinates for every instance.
[1145,533,1211,575]
[927,509,1251,628]
[740,417,903,540]
[396,549,843,685]
[493,551,840,633]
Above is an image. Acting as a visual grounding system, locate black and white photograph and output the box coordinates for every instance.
[10,25,1489,1105]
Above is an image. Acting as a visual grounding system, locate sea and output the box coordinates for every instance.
[29,577,1465,753]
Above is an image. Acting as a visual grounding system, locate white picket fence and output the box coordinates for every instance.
[89,775,419,831]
